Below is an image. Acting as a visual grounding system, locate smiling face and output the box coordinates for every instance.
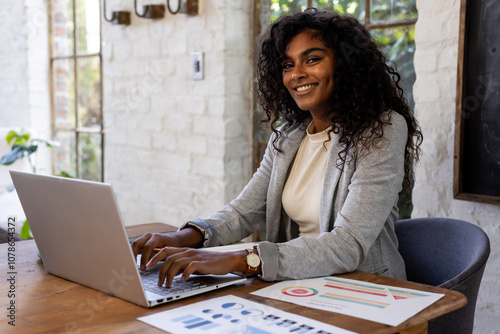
[282,30,337,121]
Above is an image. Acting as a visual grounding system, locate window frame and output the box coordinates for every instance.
[453,0,500,205]
[48,0,104,181]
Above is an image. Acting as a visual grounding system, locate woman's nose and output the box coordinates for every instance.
[291,65,306,80]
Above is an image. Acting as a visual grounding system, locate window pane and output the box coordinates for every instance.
[270,0,308,21]
[370,0,417,22]
[269,0,365,23]
[78,133,102,182]
[77,56,101,129]
[372,25,416,109]
[329,0,364,22]
[76,0,101,54]
[52,0,74,57]
[54,131,77,177]
[53,58,76,129]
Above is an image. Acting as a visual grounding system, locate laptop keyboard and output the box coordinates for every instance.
[140,268,209,296]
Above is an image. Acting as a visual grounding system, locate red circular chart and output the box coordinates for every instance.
[281,286,318,297]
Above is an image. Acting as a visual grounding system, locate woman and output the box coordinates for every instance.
[132,9,423,288]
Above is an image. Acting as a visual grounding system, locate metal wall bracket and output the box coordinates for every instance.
[135,0,166,19]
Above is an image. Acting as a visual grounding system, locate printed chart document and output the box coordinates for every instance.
[251,276,444,327]
[138,295,357,334]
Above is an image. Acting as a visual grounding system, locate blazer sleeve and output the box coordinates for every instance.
[268,113,408,280]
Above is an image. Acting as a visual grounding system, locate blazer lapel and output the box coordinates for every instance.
[320,131,343,232]
[265,123,306,242]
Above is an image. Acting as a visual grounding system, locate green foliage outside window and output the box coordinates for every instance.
[270,0,417,21]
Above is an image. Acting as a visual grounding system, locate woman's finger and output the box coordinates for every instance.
[158,249,198,287]
[131,232,153,259]
[139,234,169,270]
[146,247,183,268]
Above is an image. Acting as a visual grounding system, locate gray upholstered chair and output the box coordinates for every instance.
[395,217,490,334]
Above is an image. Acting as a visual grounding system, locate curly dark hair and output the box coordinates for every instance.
[256,9,423,191]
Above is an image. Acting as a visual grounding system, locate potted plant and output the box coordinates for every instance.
[0,129,70,239]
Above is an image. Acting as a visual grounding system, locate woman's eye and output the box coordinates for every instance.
[307,57,321,63]
[282,63,294,70]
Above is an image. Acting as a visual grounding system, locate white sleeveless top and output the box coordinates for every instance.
[282,122,332,236]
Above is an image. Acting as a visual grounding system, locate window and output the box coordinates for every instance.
[250,0,417,218]
[50,0,103,181]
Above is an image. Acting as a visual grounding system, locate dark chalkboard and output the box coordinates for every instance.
[454,0,500,204]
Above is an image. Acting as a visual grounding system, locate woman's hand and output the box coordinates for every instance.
[146,248,249,288]
[131,227,204,271]
[132,232,170,271]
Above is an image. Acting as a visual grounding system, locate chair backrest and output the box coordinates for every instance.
[395,217,490,334]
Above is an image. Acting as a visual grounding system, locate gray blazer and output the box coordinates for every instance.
[182,112,407,281]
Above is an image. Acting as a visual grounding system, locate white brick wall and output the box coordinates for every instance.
[26,0,51,173]
[103,0,250,226]
[0,1,30,127]
[0,0,50,230]
[0,0,50,157]
[413,0,500,332]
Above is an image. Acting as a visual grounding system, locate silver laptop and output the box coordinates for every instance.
[10,170,246,308]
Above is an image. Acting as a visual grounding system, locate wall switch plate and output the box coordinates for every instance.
[192,51,204,80]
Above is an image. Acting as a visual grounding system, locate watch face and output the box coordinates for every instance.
[247,253,260,268]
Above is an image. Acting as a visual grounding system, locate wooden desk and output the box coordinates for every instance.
[1,223,466,334]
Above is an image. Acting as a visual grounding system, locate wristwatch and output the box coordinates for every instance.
[244,247,261,275]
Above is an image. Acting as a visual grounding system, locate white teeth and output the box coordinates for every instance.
[296,84,316,92]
